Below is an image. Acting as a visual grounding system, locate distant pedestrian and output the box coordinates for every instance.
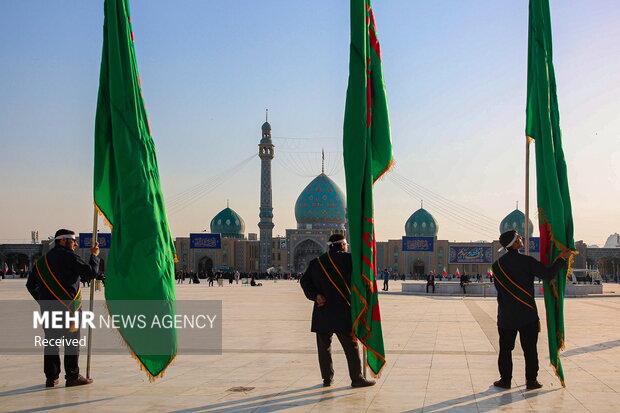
[426,273,435,293]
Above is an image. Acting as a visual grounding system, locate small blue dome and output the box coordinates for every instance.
[210,207,245,239]
[405,208,438,237]
[295,174,346,229]
[261,121,271,132]
[500,209,534,236]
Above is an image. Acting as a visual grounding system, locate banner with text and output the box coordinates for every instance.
[79,233,112,249]
[402,236,434,252]
[190,233,221,249]
[449,246,493,264]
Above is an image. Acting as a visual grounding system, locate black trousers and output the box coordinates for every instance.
[383,279,389,291]
[426,282,435,293]
[316,332,363,382]
[43,327,80,380]
[498,321,539,381]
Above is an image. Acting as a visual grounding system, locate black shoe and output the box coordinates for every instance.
[493,379,511,389]
[45,379,59,388]
[526,380,543,390]
[323,378,333,387]
[351,378,375,388]
[66,375,93,387]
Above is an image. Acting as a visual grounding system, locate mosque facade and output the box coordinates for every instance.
[169,119,545,278]
[22,118,613,280]
[376,208,538,277]
[3,119,618,281]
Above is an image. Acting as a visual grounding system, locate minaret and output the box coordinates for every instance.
[258,110,275,273]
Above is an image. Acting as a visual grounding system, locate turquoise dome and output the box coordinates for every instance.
[295,174,346,229]
[210,207,245,239]
[261,121,271,132]
[500,209,534,236]
[405,208,438,237]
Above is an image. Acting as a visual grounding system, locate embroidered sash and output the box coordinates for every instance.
[317,252,351,307]
[492,259,536,310]
[34,255,82,313]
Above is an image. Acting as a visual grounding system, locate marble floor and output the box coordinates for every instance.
[0,279,619,412]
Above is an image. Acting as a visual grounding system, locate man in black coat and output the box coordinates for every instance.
[492,230,571,390]
[26,229,100,388]
[300,234,375,388]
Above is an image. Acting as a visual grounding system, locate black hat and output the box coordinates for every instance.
[499,230,518,249]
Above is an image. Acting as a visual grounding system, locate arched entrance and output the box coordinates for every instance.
[198,256,214,276]
[412,259,425,277]
[4,252,30,277]
[293,239,324,273]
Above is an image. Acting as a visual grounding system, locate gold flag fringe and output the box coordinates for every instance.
[373,159,394,184]
[94,202,113,229]
[102,301,176,382]
[538,213,575,388]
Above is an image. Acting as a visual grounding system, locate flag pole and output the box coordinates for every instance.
[363,345,367,378]
[525,137,531,256]
[86,207,98,379]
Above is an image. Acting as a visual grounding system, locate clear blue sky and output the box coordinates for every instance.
[1,0,618,245]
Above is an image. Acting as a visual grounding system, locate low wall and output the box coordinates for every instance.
[401,282,603,297]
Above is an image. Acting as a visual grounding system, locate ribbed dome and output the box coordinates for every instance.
[405,208,438,237]
[261,121,271,132]
[295,174,346,229]
[500,209,534,236]
[210,207,245,239]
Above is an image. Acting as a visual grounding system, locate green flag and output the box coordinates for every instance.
[94,0,177,379]
[526,0,576,387]
[343,0,392,377]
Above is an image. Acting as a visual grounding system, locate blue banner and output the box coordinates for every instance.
[190,233,221,249]
[449,246,493,264]
[402,236,434,252]
[79,233,112,249]
[520,237,540,253]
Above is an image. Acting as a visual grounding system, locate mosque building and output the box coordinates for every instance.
[4,121,618,279]
[376,207,537,277]
[168,117,545,278]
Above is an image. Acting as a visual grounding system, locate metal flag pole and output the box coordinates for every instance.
[525,136,531,256]
[362,345,367,378]
[86,207,98,379]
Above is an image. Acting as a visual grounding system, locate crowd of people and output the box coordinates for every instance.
[174,270,303,285]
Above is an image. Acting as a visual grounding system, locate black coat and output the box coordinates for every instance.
[300,250,352,334]
[26,245,100,301]
[494,249,565,329]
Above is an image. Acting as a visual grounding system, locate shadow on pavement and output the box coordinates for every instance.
[563,339,620,357]
[5,398,116,413]
[402,386,559,412]
[169,385,352,413]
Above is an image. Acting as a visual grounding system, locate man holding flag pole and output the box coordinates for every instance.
[343,0,392,378]
[523,0,578,387]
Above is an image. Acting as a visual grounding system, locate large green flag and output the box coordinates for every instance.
[343,0,392,377]
[94,0,177,379]
[526,0,576,387]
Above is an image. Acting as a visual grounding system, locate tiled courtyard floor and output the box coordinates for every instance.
[0,279,619,412]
